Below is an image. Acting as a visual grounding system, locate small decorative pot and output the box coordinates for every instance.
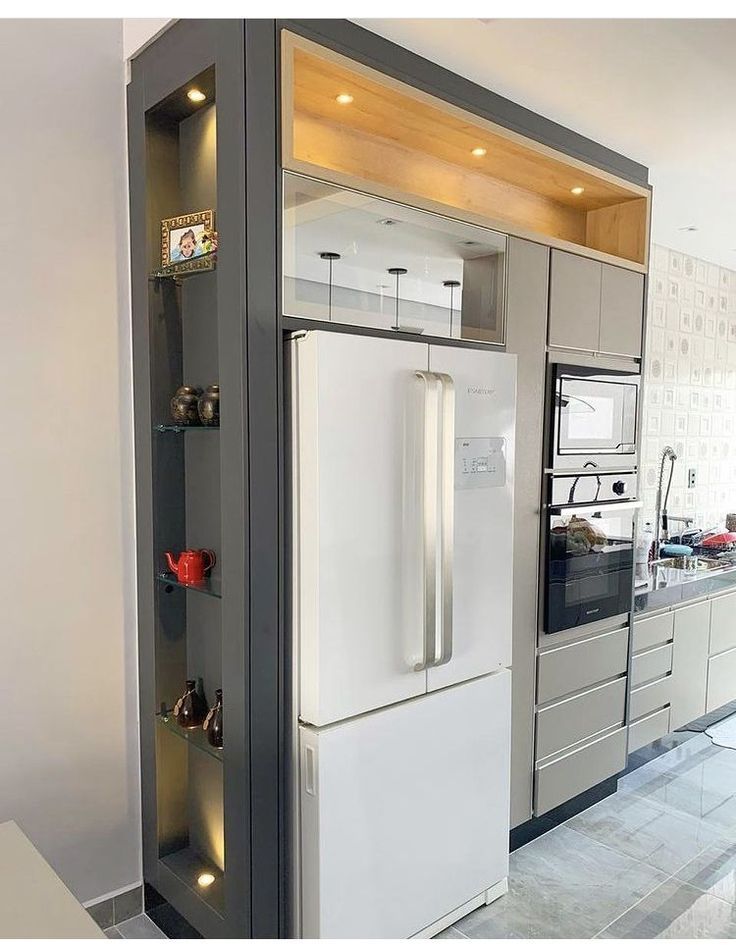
[203,688,223,749]
[173,680,208,729]
[198,384,220,427]
[170,385,202,425]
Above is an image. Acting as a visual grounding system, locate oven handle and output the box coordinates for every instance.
[549,500,643,516]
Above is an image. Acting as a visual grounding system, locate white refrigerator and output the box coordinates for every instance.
[290,330,516,939]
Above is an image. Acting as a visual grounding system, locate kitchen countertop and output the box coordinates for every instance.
[0,820,104,938]
[635,559,736,614]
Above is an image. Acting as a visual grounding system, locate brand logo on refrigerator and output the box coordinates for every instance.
[467,386,495,396]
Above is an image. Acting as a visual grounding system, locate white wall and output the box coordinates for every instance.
[0,20,140,904]
[640,244,736,532]
[123,18,171,63]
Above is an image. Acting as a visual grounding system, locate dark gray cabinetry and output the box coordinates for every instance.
[128,20,281,939]
[548,249,644,358]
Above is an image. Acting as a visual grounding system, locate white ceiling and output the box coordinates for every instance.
[354,18,736,270]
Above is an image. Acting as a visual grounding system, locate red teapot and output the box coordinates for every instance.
[165,548,216,586]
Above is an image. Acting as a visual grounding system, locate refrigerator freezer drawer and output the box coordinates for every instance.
[299,671,511,939]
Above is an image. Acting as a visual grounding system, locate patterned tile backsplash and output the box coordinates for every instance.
[641,244,736,532]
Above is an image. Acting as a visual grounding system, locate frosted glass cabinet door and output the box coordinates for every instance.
[292,331,428,725]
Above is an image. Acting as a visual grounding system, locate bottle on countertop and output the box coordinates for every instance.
[636,521,654,586]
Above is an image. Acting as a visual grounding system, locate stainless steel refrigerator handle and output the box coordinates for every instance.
[414,371,438,672]
[434,372,455,668]
[549,500,643,516]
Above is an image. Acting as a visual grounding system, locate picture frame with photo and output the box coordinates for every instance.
[159,209,217,276]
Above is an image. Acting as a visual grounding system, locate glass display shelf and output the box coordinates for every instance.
[156,712,224,763]
[154,423,220,434]
[157,571,222,599]
[149,253,217,282]
[283,173,507,344]
[159,846,225,917]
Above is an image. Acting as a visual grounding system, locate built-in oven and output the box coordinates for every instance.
[544,471,641,634]
[550,363,639,471]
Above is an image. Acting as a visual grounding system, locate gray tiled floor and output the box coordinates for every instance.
[442,731,736,939]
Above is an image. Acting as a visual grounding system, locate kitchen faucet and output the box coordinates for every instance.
[654,446,677,553]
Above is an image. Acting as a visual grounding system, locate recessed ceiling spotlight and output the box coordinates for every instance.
[471,147,487,157]
[335,93,354,105]
[570,186,585,196]
[197,872,215,888]
[378,218,399,226]
[679,225,699,232]
[460,240,479,246]
[187,89,206,103]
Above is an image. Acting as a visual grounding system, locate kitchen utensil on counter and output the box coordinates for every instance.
[660,543,693,557]
[164,548,216,585]
[203,688,223,749]
[197,384,220,426]
[170,385,203,425]
[701,530,736,548]
[635,521,653,585]
[670,527,703,547]
[173,680,208,729]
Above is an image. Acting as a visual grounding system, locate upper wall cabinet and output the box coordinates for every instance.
[548,250,645,358]
[281,32,651,270]
[282,173,507,343]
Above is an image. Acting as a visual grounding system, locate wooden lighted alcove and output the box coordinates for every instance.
[282,33,651,270]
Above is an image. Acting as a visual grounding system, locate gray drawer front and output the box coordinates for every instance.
[538,627,629,704]
[630,676,671,721]
[707,648,736,712]
[710,593,736,657]
[633,612,674,655]
[535,727,627,816]
[631,643,673,688]
[536,677,626,761]
[629,707,670,753]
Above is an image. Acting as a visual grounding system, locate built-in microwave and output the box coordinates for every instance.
[550,363,639,471]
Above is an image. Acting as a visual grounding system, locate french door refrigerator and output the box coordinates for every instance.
[290,330,516,939]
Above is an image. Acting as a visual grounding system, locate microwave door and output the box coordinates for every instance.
[554,374,638,463]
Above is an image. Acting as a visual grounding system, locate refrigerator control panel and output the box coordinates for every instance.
[455,437,506,490]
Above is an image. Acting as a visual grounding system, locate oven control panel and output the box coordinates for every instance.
[549,470,638,506]
[455,437,506,490]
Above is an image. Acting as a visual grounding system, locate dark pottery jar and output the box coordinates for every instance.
[170,385,202,426]
[203,688,223,749]
[198,384,220,427]
[173,679,208,729]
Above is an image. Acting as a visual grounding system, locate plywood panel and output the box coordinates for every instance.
[283,33,651,269]
[292,47,642,211]
[586,198,649,265]
[294,114,587,245]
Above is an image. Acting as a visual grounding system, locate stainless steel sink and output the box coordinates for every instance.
[652,556,725,573]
